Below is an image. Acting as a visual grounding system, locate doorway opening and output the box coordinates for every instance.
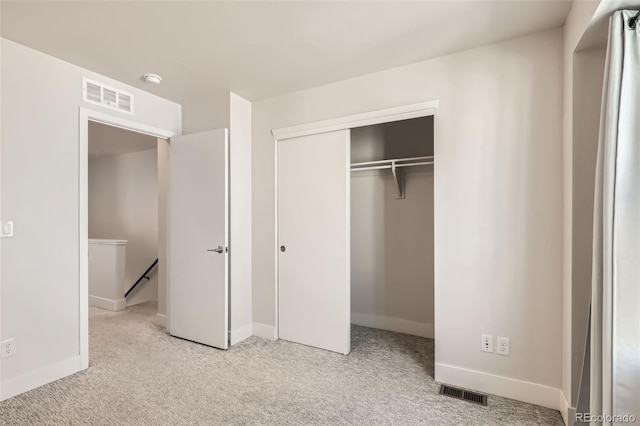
[79,108,177,369]
[350,116,435,374]
[87,121,164,314]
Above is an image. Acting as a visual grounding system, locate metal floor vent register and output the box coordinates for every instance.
[439,384,488,406]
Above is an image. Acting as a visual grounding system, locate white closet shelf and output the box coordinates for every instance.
[350,156,434,199]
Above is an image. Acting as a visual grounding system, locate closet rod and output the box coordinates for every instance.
[351,162,433,172]
[394,161,433,168]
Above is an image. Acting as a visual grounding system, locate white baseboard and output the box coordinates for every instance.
[155,313,167,328]
[351,312,434,338]
[435,363,564,413]
[564,403,576,426]
[560,388,574,426]
[89,295,126,312]
[1,356,82,401]
[230,323,253,345]
[252,322,277,340]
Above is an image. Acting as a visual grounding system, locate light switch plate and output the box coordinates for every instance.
[0,221,13,238]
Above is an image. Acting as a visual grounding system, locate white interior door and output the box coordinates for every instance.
[169,129,229,349]
[278,129,351,354]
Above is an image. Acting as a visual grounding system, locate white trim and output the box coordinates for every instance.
[253,323,277,340]
[271,100,438,140]
[351,313,434,339]
[85,110,173,140]
[566,408,576,426]
[79,107,178,371]
[559,391,574,426]
[274,137,280,341]
[224,129,230,349]
[155,313,167,328]
[230,323,253,345]
[79,111,89,370]
[88,295,126,312]
[435,363,565,412]
[1,356,81,401]
[344,132,351,355]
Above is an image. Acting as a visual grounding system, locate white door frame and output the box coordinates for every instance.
[272,99,438,342]
[79,107,178,369]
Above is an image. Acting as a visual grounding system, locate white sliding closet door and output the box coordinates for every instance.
[278,129,351,355]
[169,129,229,349]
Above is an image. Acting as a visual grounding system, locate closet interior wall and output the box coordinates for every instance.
[350,117,435,338]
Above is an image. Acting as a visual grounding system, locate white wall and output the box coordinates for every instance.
[0,37,181,400]
[229,93,253,344]
[351,173,434,336]
[252,29,564,410]
[350,120,434,337]
[182,91,231,135]
[89,148,159,307]
[88,239,127,311]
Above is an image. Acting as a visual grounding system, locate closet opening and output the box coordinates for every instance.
[276,101,437,361]
[350,116,435,375]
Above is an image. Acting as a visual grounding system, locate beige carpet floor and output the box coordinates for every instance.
[0,302,564,425]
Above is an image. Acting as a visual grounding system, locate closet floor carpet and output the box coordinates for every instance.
[0,302,563,425]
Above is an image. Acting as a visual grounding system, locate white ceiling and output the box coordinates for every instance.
[1,1,573,105]
[89,121,157,160]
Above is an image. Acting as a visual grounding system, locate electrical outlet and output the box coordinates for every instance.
[497,337,510,356]
[1,339,16,358]
[480,334,493,353]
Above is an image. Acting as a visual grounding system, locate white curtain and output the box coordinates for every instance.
[591,9,640,424]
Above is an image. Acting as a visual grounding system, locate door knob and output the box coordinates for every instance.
[207,246,225,254]
[280,245,286,252]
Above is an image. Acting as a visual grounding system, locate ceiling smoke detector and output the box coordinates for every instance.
[142,73,162,85]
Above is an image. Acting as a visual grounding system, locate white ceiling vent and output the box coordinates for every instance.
[82,78,134,114]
